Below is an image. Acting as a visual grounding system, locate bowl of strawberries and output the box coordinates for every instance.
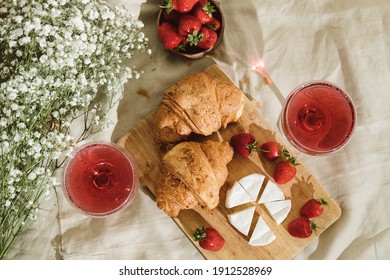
[157,0,224,59]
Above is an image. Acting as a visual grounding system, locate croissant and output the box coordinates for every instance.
[155,140,233,217]
[154,72,245,143]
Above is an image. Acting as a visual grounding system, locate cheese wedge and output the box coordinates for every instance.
[237,173,265,201]
[263,200,291,225]
[249,216,276,246]
[227,206,255,236]
[258,181,285,204]
[225,181,253,208]
[225,173,291,247]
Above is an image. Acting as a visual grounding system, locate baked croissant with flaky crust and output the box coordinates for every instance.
[154,72,245,143]
[155,140,233,217]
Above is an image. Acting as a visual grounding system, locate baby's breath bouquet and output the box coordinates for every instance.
[0,0,149,259]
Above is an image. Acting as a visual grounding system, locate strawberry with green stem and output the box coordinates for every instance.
[186,26,217,49]
[158,22,184,50]
[274,148,300,184]
[178,14,202,39]
[193,1,215,24]
[197,26,217,49]
[288,217,318,238]
[193,226,225,251]
[207,17,221,31]
[300,198,329,218]
[160,0,200,13]
[186,30,204,46]
[230,133,259,158]
[259,141,281,161]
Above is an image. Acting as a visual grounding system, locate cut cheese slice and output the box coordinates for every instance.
[225,181,253,208]
[249,216,276,246]
[258,181,285,204]
[227,206,255,236]
[237,173,265,201]
[225,173,292,247]
[263,200,291,225]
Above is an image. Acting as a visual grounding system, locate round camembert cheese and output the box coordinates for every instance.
[225,173,291,246]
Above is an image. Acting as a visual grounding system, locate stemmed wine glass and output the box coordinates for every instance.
[279,81,356,155]
[252,63,356,155]
[62,141,139,217]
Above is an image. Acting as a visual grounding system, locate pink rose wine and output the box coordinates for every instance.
[280,81,356,155]
[63,142,139,217]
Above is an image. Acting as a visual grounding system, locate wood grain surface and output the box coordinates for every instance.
[118,65,342,260]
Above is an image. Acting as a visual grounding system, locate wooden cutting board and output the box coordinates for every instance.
[118,64,342,260]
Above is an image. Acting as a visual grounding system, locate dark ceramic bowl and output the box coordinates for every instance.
[157,0,224,59]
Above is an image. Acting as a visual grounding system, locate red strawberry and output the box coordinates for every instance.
[300,198,328,218]
[197,26,217,49]
[178,14,202,38]
[162,9,181,25]
[274,161,297,184]
[193,226,225,251]
[158,22,183,50]
[230,133,258,158]
[207,17,221,31]
[259,141,281,161]
[160,0,200,13]
[273,148,299,184]
[193,2,215,24]
[288,217,317,238]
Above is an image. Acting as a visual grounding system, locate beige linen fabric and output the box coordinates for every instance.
[6,0,390,260]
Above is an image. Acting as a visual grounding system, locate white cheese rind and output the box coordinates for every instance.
[227,206,256,236]
[225,181,254,208]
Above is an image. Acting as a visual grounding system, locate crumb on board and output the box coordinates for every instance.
[241,75,250,84]
[136,88,150,98]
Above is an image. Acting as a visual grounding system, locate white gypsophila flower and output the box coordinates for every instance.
[0,0,150,259]
[27,172,37,181]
